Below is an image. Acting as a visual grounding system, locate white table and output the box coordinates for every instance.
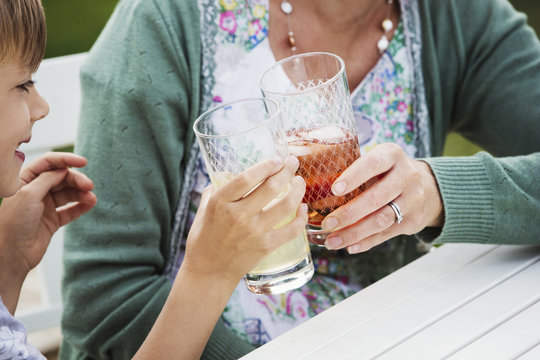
[241,243,540,360]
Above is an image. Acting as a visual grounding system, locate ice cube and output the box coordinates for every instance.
[303,126,346,141]
[288,141,312,156]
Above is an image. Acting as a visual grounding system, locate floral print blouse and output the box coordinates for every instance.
[170,0,429,348]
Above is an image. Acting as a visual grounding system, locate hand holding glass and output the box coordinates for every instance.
[193,98,314,294]
[260,52,366,246]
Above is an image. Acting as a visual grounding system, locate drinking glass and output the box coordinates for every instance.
[193,97,314,294]
[259,52,365,246]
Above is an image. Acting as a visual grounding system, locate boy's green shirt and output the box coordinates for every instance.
[60,0,540,358]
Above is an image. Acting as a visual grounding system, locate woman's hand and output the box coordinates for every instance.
[182,155,307,286]
[321,143,444,253]
[136,156,306,360]
[0,152,96,272]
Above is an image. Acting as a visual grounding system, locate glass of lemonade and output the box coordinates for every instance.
[259,52,366,246]
[193,97,314,295]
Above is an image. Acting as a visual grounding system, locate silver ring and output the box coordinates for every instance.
[388,201,403,224]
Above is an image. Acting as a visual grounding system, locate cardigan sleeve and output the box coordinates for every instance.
[60,0,254,358]
[418,0,540,244]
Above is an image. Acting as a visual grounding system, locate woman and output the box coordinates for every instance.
[61,0,540,358]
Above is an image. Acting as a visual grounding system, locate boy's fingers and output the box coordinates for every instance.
[77,191,97,205]
[51,188,96,208]
[56,198,97,227]
[50,169,94,193]
[20,152,88,183]
[21,169,68,200]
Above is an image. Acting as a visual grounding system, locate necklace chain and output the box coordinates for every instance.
[280,0,395,55]
[377,0,394,53]
[280,0,296,53]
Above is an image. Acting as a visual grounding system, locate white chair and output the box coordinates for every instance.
[14,52,87,332]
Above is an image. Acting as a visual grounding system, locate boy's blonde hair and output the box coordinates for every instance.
[0,0,46,72]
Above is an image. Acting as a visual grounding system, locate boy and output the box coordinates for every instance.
[0,0,97,358]
[0,1,307,358]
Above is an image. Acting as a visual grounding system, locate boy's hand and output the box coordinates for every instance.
[0,152,97,274]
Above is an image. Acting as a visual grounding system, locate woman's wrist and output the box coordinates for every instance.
[135,259,242,359]
[178,258,242,295]
[416,160,445,228]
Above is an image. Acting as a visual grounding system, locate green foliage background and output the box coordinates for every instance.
[42,0,539,157]
[42,0,119,58]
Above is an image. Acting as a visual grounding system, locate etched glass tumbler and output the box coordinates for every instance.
[193,97,314,294]
[259,52,365,246]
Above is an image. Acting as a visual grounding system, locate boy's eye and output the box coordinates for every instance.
[16,80,35,92]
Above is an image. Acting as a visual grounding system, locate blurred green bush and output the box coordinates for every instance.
[42,0,538,156]
[43,0,119,58]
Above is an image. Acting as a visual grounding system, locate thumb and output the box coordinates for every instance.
[23,168,69,200]
[199,185,214,210]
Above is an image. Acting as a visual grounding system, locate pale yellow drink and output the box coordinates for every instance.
[211,173,311,276]
[250,200,310,274]
[195,97,313,294]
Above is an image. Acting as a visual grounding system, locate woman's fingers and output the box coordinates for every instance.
[325,195,409,250]
[20,152,88,183]
[239,156,300,214]
[321,166,403,231]
[320,146,444,253]
[331,144,402,197]
[346,220,407,254]
[198,185,214,210]
[267,204,309,250]
[215,156,291,202]
[257,175,306,228]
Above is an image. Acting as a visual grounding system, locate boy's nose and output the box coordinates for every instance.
[30,88,50,123]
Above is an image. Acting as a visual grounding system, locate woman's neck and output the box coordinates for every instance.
[291,0,388,34]
[269,0,399,90]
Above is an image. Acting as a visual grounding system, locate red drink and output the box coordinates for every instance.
[287,126,365,229]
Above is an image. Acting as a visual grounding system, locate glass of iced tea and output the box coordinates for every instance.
[259,52,365,246]
[193,97,314,294]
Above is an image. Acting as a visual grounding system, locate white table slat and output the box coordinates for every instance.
[448,298,540,360]
[306,245,540,360]
[242,244,498,360]
[516,343,540,359]
[379,259,540,359]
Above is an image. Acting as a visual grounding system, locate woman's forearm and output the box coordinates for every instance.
[133,264,240,360]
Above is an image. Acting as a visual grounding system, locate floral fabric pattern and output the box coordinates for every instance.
[354,22,417,157]
[223,275,357,345]
[0,299,45,360]
[216,0,268,51]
